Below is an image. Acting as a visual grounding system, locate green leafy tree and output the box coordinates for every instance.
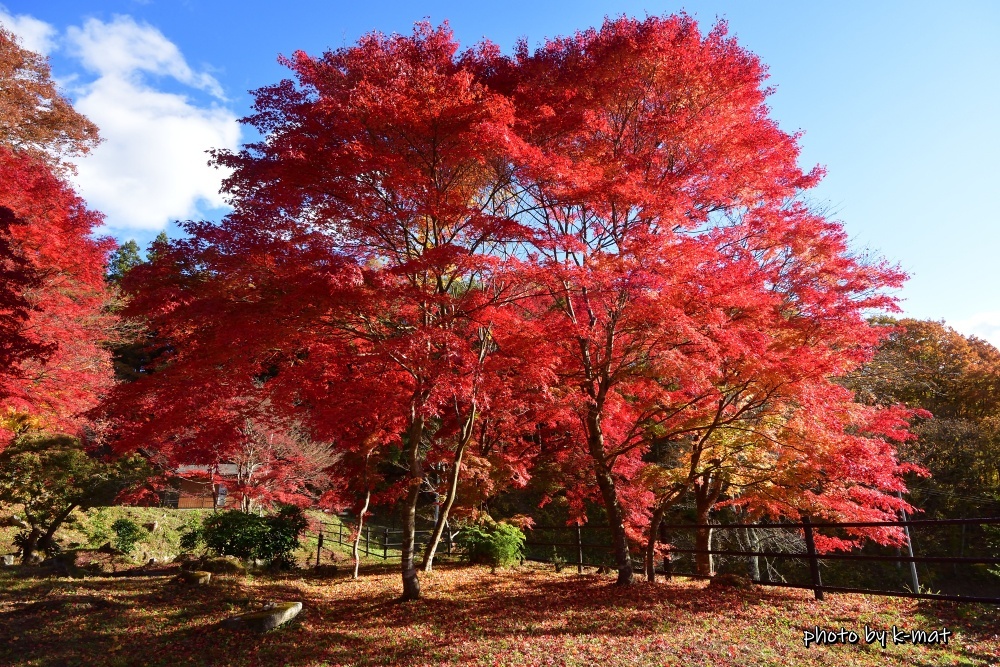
[0,433,150,561]
[144,231,169,263]
[106,240,142,285]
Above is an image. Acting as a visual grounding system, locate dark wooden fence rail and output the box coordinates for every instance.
[655,516,1000,605]
[302,515,1000,605]
[305,519,459,563]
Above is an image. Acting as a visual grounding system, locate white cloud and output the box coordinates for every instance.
[59,16,240,232]
[66,16,224,99]
[951,312,1000,350]
[0,6,57,55]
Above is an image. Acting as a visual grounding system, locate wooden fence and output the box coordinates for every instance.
[655,516,1000,605]
[304,515,1000,605]
[305,519,459,563]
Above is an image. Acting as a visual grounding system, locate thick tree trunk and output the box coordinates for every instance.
[594,464,632,585]
[586,406,632,585]
[400,415,424,601]
[352,488,371,579]
[19,527,41,564]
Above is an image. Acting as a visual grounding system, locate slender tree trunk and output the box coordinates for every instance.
[644,492,683,582]
[693,471,724,577]
[19,503,79,562]
[423,404,476,572]
[694,511,713,577]
[400,415,424,601]
[745,527,760,581]
[352,488,371,579]
[645,503,666,582]
[39,503,76,555]
[422,442,467,572]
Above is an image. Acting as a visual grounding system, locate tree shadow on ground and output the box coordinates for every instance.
[0,565,992,667]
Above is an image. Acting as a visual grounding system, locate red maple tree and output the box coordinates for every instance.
[104,16,921,599]
[493,16,918,584]
[0,147,115,445]
[108,23,542,599]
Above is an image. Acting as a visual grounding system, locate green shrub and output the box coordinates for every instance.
[201,506,307,568]
[111,518,147,555]
[177,513,206,553]
[86,507,112,547]
[551,546,566,573]
[179,526,203,552]
[458,518,525,572]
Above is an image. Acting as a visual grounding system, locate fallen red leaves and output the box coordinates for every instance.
[0,564,996,666]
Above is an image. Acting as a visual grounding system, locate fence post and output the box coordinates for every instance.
[898,490,921,594]
[576,525,584,574]
[663,552,672,581]
[365,525,371,557]
[338,522,343,546]
[316,532,323,569]
[802,516,824,601]
[446,530,452,555]
[383,528,389,560]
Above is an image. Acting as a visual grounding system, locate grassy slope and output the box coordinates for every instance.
[1,506,215,563]
[0,506,371,565]
[0,564,996,667]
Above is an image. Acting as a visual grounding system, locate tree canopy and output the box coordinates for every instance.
[0,146,116,444]
[102,18,925,598]
[0,27,100,174]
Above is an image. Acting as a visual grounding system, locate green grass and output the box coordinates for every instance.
[1,505,215,564]
[0,505,454,571]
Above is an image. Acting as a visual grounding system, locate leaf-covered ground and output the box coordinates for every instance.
[0,564,996,667]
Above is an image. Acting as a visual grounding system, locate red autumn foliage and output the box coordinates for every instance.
[0,146,115,445]
[104,17,923,598]
[490,16,921,582]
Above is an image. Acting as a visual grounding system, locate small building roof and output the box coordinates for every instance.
[176,464,239,476]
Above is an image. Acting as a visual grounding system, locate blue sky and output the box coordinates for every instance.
[2,1,999,343]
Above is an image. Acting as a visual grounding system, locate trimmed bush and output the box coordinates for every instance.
[201,506,307,568]
[458,519,525,571]
[179,526,203,552]
[111,519,147,556]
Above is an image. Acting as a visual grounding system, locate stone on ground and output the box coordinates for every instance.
[200,556,246,575]
[221,602,302,632]
[176,570,212,585]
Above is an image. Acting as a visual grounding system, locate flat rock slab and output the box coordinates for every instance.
[221,602,302,632]
[176,570,212,585]
[200,556,246,575]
